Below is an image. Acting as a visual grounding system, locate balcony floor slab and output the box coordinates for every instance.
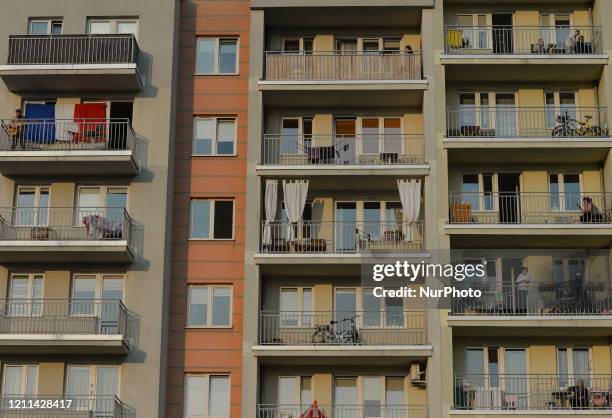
[0,240,133,264]
[0,151,138,176]
[0,334,128,355]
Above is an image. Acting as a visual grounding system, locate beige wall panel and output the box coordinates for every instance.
[38,363,64,396]
[312,373,332,406]
[313,284,333,311]
[592,345,612,375]
[583,170,602,193]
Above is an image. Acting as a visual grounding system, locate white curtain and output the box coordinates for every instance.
[397,179,421,241]
[263,180,278,246]
[55,103,77,141]
[282,180,309,241]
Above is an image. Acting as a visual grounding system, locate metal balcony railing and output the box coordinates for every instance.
[0,299,128,336]
[451,283,612,316]
[7,34,139,65]
[444,26,602,55]
[0,207,133,241]
[454,374,612,410]
[257,404,427,418]
[264,51,422,81]
[260,221,424,254]
[0,395,129,417]
[259,310,426,345]
[446,107,609,138]
[448,192,612,225]
[261,134,425,166]
[1,118,136,151]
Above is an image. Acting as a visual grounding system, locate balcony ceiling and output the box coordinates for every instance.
[446,146,611,165]
[262,89,424,107]
[444,62,604,83]
[450,234,612,249]
[264,7,422,28]
[443,0,592,4]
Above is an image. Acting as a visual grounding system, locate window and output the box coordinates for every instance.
[187,285,231,327]
[66,365,119,412]
[553,258,585,283]
[87,19,139,38]
[549,173,580,211]
[461,173,497,211]
[279,287,313,327]
[8,274,43,317]
[14,186,49,226]
[282,38,313,54]
[360,117,402,155]
[70,274,124,325]
[77,186,128,223]
[185,375,230,418]
[28,19,62,35]
[278,376,312,411]
[545,92,577,128]
[557,347,591,387]
[457,14,491,49]
[190,200,234,239]
[280,117,312,155]
[193,117,236,156]
[1,365,38,395]
[196,38,238,74]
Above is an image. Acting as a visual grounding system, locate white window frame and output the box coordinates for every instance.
[281,37,314,54]
[458,91,518,132]
[466,347,529,392]
[86,18,139,39]
[195,38,239,75]
[548,172,582,212]
[355,117,404,156]
[28,19,63,35]
[277,376,313,407]
[65,365,121,400]
[187,285,233,328]
[76,185,129,208]
[71,273,125,300]
[457,14,493,50]
[184,374,230,418]
[8,273,44,317]
[280,116,313,155]
[556,347,592,386]
[189,199,235,240]
[461,172,498,212]
[1,364,38,395]
[192,117,237,156]
[333,375,407,405]
[334,287,407,329]
[279,287,313,328]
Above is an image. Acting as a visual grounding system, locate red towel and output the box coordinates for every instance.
[74,103,107,143]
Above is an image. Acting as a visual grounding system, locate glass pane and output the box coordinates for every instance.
[496,94,517,137]
[212,287,231,326]
[386,377,404,405]
[29,21,50,35]
[362,290,381,326]
[283,39,300,53]
[557,348,568,387]
[461,174,480,211]
[335,202,357,252]
[549,174,560,211]
[335,289,357,320]
[363,40,380,53]
[483,174,494,210]
[280,289,298,327]
[573,349,590,385]
[197,38,216,73]
[16,189,36,226]
[279,376,298,404]
[383,118,401,154]
[106,188,128,223]
[459,94,476,126]
[334,378,358,405]
[363,377,381,418]
[209,376,230,417]
[466,348,485,386]
[553,259,565,283]
[116,21,138,36]
[219,40,237,74]
[9,277,29,300]
[383,38,400,52]
[66,367,90,397]
[363,202,381,240]
[3,366,23,395]
[96,367,119,414]
[301,377,312,409]
[78,187,101,223]
[385,202,403,232]
[302,289,313,326]
[38,189,49,225]
[32,277,44,316]
[216,120,235,155]
[385,297,404,327]
[102,277,124,301]
[563,174,580,211]
[26,366,37,396]
[362,118,379,154]
[191,200,211,238]
[72,277,96,315]
[281,119,300,155]
[213,200,234,239]
[189,287,208,326]
[504,349,527,408]
[88,21,112,34]
[488,348,500,387]
[194,119,214,155]
[186,375,206,416]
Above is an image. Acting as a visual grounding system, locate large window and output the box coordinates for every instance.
[557,347,591,387]
[548,173,580,211]
[545,92,577,129]
[87,18,139,38]
[278,376,312,411]
[65,365,119,414]
[193,118,236,156]
[14,186,50,226]
[190,200,234,239]
[185,375,230,418]
[279,287,313,327]
[77,186,128,224]
[196,38,238,74]
[187,285,232,327]
[1,365,38,396]
[8,273,44,317]
[28,19,62,35]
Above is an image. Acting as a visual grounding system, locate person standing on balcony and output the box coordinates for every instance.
[515,267,533,314]
[580,197,604,223]
[6,109,25,149]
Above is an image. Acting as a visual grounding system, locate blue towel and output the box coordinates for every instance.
[24,104,55,144]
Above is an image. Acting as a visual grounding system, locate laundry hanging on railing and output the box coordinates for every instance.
[24,104,55,144]
[74,103,107,143]
[397,179,421,241]
[263,180,278,246]
[282,180,309,241]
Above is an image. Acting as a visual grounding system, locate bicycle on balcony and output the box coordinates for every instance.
[552,111,609,137]
[310,315,361,345]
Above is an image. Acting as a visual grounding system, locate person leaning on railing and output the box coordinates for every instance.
[580,197,604,223]
[4,109,25,149]
[568,379,589,409]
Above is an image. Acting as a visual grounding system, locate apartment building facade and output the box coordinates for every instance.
[0,1,178,417]
[165,1,248,418]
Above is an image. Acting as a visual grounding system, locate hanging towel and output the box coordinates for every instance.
[24,104,55,144]
[74,103,107,143]
[54,103,77,141]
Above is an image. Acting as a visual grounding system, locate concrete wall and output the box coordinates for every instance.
[0,0,178,417]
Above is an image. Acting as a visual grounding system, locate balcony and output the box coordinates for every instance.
[0,34,142,92]
[454,374,612,411]
[259,221,424,260]
[0,299,129,355]
[0,207,134,263]
[260,134,426,174]
[259,310,426,345]
[0,118,139,176]
[441,26,606,82]
[0,395,131,417]
[257,404,426,418]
